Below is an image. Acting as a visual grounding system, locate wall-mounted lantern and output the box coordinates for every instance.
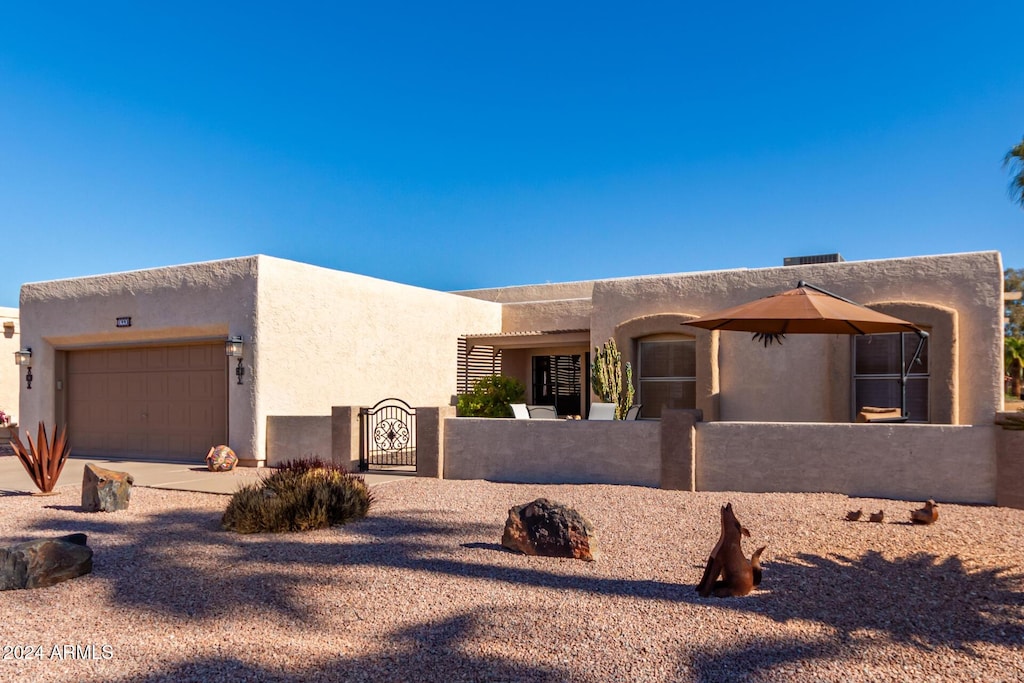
[225,336,244,385]
[14,347,32,390]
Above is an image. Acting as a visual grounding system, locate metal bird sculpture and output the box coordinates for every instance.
[845,509,863,522]
[910,499,939,525]
[868,510,885,523]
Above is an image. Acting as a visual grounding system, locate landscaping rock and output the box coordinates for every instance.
[501,498,598,561]
[81,463,134,512]
[0,533,93,590]
[206,444,238,472]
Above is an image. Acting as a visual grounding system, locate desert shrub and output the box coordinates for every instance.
[222,459,373,533]
[456,374,526,417]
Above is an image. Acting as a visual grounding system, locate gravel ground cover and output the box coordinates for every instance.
[1,479,1022,682]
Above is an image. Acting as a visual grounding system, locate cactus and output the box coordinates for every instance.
[591,338,635,419]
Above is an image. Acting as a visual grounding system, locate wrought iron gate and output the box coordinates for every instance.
[359,398,417,471]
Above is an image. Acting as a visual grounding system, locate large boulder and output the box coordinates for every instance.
[501,498,598,561]
[81,463,134,512]
[0,533,93,590]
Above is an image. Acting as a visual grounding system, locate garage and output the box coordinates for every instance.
[66,343,227,460]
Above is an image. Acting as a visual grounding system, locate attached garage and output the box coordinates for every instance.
[65,343,228,461]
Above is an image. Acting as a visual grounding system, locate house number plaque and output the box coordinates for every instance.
[116,317,132,328]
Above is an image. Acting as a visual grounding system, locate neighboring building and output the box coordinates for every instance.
[13,250,1006,467]
[0,306,19,426]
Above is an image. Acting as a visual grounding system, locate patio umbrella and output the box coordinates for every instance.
[683,281,923,336]
[682,281,927,420]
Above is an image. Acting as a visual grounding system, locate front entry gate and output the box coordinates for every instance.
[359,398,417,471]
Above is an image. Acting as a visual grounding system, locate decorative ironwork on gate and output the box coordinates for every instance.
[359,398,417,471]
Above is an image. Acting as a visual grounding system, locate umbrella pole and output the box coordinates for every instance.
[901,330,929,418]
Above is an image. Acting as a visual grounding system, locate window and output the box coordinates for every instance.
[853,332,929,422]
[637,338,696,418]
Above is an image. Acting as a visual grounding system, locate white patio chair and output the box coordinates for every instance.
[527,405,558,419]
[588,402,616,420]
[511,403,530,419]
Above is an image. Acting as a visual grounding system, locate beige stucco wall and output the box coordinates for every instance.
[254,256,502,461]
[0,307,19,425]
[18,255,503,466]
[455,282,595,334]
[18,257,260,457]
[441,416,996,503]
[265,415,332,466]
[444,418,662,486]
[584,251,1003,425]
[696,422,997,504]
[995,421,1024,509]
[455,280,596,305]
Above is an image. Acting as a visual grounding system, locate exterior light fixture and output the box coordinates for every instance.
[225,336,245,385]
[14,348,32,390]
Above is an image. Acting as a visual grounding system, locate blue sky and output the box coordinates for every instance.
[1,3,1022,308]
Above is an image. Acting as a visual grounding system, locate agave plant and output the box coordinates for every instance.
[10,422,71,494]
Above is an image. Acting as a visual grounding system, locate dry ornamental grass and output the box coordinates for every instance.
[0,479,1022,682]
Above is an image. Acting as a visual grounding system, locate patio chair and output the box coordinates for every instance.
[625,404,642,420]
[527,405,558,419]
[511,403,530,419]
[588,402,616,420]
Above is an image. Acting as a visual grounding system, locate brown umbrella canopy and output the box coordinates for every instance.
[683,283,922,336]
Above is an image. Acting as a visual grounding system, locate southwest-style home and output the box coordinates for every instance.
[10,250,1023,507]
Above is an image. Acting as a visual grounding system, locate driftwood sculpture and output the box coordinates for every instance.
[696,503,766,598]
[845,509,863,522]
[10,423,71,494]
[911,499,939,525]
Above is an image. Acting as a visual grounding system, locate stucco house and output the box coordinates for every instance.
[9,250,1023,507]
[14,256,501,465]
[456,250,1002,427]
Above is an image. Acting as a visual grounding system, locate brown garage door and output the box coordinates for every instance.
[68,344,227,461]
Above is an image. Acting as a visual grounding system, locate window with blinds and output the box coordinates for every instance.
[853,332,929,422]
[638,338,696,418]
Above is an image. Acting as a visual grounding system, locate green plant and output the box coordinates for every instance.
[222,458,374,533]
[591,338,635,419]
[456,374,526,417]
[1006,337,1024,399]
[10,422,71,494]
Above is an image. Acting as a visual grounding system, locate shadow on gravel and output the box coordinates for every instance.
[20,504,691,626]
[683,635,840,682]
[20,501,1024,678]
[103,610,570,683]
[682,550,1024,681]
